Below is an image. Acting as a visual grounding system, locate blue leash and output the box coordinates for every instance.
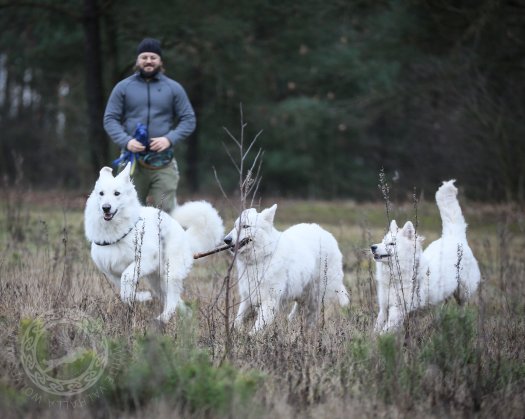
[112,123,149,174]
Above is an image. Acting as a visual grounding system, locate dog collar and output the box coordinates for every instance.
[94,217,143,246]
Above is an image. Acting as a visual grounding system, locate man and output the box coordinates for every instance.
[103,37,196,213]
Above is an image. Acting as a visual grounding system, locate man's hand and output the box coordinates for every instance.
[149,137,171,152]
[127,139,146,153]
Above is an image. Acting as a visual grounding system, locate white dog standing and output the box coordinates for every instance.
[84,163,224,322]
[223,204,350,334]
[370,180,481,333]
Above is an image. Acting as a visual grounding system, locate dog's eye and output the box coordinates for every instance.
[114,191,120,196]
[388,242,395,246]
[99,191,104,196]
[242,225,250,229]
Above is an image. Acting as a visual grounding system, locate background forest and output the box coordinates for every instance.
[0,0,524,201]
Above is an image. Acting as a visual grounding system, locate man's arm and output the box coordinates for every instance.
[164,83,196,146]
[103,84,133,149]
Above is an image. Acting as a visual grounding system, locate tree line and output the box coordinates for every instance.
[0,0,524,201]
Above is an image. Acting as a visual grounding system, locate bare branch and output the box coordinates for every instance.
[242,129,264,161]
[222,126,241,149]
[221,142,240,173]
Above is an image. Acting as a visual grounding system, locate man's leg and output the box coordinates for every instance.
[130,164,150,206]
[150,160,180,213]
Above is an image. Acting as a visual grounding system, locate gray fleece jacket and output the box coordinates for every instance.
[103,72,196,150]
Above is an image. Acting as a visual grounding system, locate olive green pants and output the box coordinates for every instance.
[130,160,180,213]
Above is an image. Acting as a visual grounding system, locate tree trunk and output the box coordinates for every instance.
[83,0,108,173]
[103,0,120,87]
[185,66,203,193]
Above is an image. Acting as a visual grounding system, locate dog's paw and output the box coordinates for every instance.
[373,312,387,333]
[157,303,192,323]
[120,286,136,305]
[156,311,173,323]
[381,319,401,334]
[234,317,245,329]
[135,291,152,302]
[250,320,267,335]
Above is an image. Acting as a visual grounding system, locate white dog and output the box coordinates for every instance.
[223,204,350,334]
[84,163,224,323]
[370,180,481,333]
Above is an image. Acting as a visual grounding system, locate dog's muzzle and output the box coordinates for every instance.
[237,237,251,249]
[102,204,118,221]
[370,245,390,261]
[223,236,252,253]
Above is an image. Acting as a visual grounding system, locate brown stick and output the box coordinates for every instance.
[193,243,232,259]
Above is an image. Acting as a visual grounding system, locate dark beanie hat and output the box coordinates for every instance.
[137,38,162,57]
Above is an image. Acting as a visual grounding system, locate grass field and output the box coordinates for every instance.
[0,187,524,418]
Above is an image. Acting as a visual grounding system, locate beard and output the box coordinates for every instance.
[139,65,161,79]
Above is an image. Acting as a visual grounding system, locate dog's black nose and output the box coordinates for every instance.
[102,204,111,213]
[370,245,377,252]
[224,236,232,245]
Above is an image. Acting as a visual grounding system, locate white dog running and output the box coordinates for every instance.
[224,204,350,334]
[370,180,481,333]
[84,163,224,323]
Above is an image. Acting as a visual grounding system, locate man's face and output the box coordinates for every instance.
[136,53,162,77]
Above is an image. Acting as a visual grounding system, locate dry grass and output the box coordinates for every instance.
[1,187,524,418]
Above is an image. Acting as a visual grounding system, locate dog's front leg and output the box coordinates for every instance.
[234,297,251,328]
[120,265,140,304]
[374,309,387,332]
[374,310,387,333]
[157,276,185,323]
[287,302,299,321]
[382,305,404,333]
[104,273,121,291]
[251,300,277,334]
[374,281,388,332]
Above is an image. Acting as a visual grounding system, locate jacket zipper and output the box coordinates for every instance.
[146,80,151,131]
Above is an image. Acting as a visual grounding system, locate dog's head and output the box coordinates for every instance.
[223,204,277,257]
[87,163,138,222]
[370,219,424,264]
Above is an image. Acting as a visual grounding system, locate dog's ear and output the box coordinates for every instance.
[116,162,132,181]
[261,204,277,224]
[401,221,416,240]
[389,219,398,232]
[99,166,114,178]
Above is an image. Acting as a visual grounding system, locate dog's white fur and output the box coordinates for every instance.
[370,180,481,333]
[224,204,350,334]
[84,163,224,322]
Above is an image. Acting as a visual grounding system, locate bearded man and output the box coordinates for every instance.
[103,37,196,213]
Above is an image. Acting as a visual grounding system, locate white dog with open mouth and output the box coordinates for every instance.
[223,204,350,333]
[84,163,224,322]
[370,180,481,333]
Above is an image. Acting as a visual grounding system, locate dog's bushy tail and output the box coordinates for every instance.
[172,201,224,254]
[435,180,467,238]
